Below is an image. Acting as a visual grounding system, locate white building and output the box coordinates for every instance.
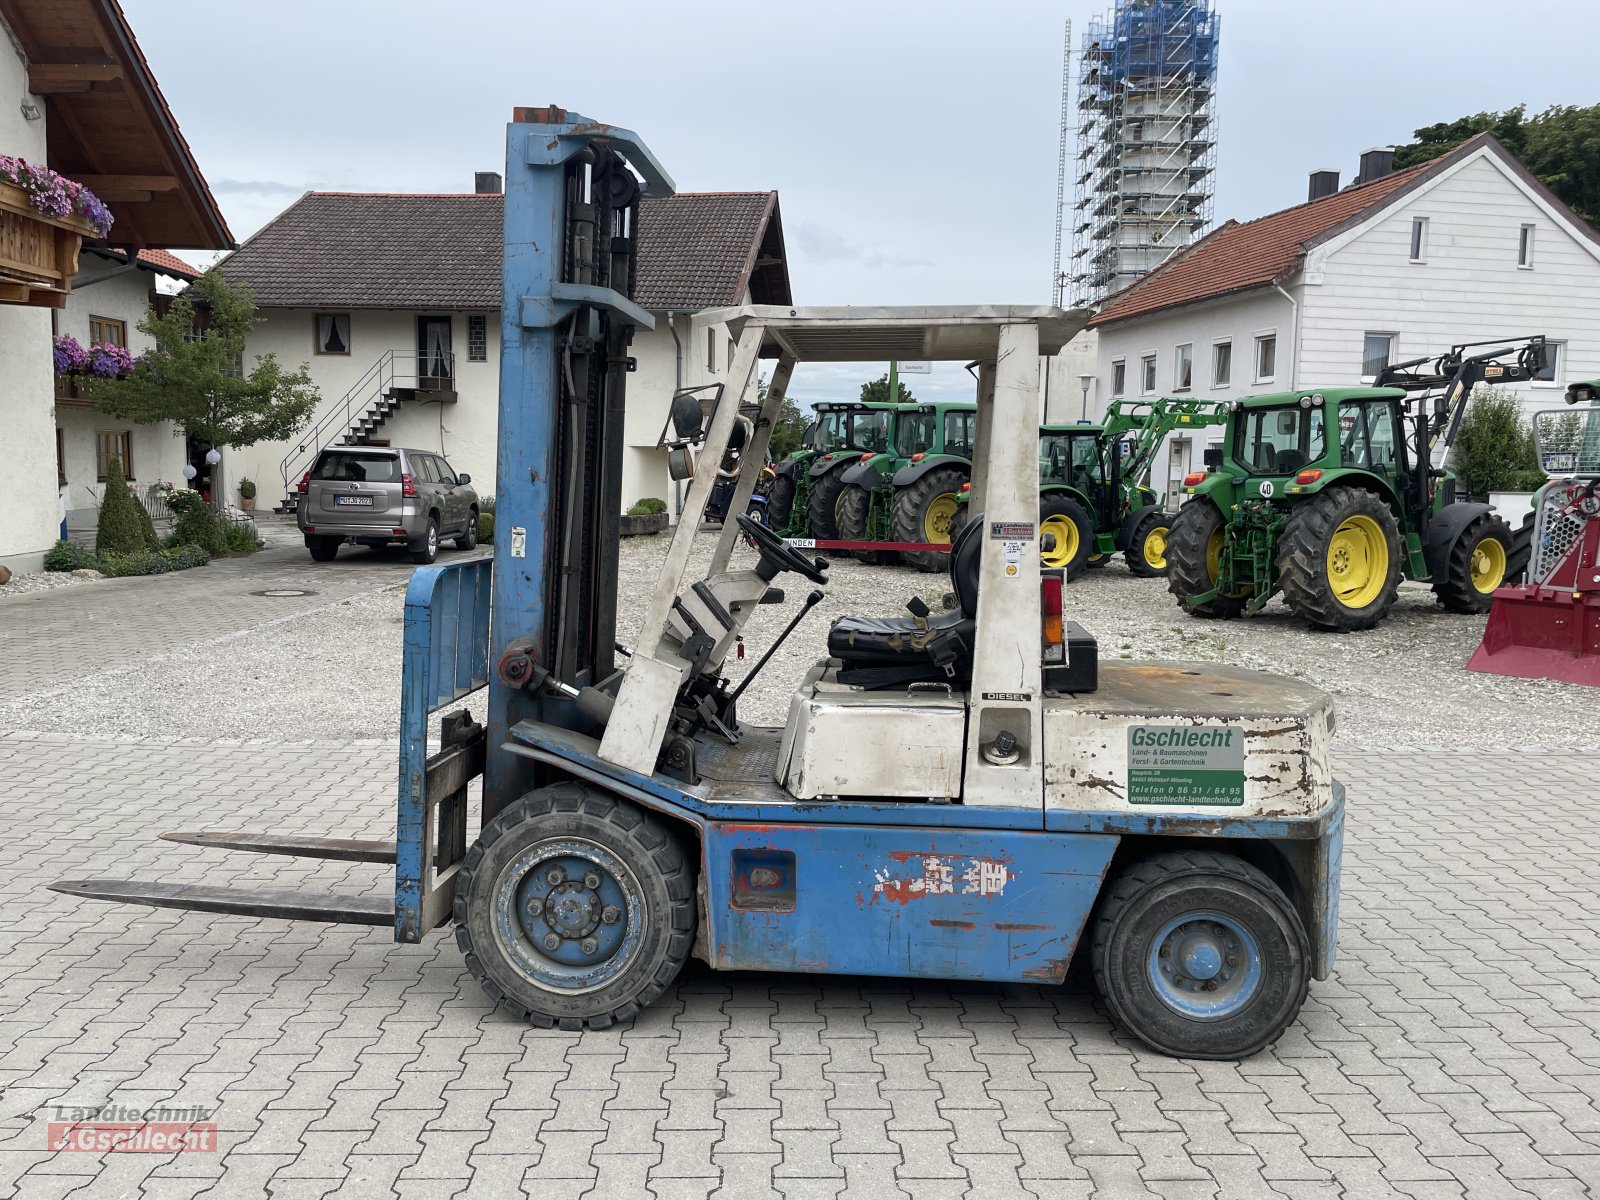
[218,188,792,519]
[55,247,200,538]
[1088,134,1600,503]
[0,0,231,575]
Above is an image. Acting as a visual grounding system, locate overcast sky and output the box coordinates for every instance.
[125,0,1594,408]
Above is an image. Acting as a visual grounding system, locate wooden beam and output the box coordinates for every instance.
[69,175,178,193]
[28,62,123,93]
[92,190,153,203]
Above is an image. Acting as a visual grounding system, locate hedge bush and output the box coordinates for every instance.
[1456,388,1542,496]
[98,544,211,578]
[170,503,230,556]
[95,458,149,557]
[628,497,668,516]
[222,521,259,554]
[478,511,494,543]
[43,540,99,572]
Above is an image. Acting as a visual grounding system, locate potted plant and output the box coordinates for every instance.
[238,477,257,512]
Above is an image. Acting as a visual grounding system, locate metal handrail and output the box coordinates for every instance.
[278,350,457,501]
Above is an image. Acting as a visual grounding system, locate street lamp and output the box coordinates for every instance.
[1078,373,1094,423]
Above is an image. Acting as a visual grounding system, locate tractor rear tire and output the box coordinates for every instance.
[1127,509,1173,578]
[1165,500,1247,619]
[1507,509,1536,585]
[454,782,695,1031]
[1039,495,1095,580]
[837,484,891,563]
[948,505,971,545]
[1433,511,1514,613]
[1091,850,1310,1060]
[893,466,969,573]
[768,474,797,531]
[806,470,848,540]
[1276,487,1401,631]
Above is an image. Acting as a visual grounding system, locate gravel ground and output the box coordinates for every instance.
[0,567,104,599]
[9,529,1600,749]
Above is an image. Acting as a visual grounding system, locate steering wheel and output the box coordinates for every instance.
[736,513,829,584]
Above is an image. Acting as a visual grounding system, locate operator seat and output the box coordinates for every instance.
[826,516,984,688]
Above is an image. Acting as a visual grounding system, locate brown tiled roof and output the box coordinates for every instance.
[136,248,200,278]
[218,191,789,311]
[1089,147,1465,328]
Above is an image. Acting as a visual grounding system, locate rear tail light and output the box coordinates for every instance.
[1296,469,1323,484]
[393,528,408,536]
[860,453,874,462]
[1183,472,1206,487]
[297,471,310,493]
[1041,572,1065,663]
[960,481,971,493]
[911,453,925,462]
[401,473,417,497]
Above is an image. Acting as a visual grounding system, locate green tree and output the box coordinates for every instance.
[1454,387,1541,496]
[858,373,917,406]
[95,457,149,558]
[1392,104,1600,226]
[95,269,320,452]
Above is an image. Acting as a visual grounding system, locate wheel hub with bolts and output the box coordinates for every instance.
[1147,911,1263,1020]
[498,841,641,990]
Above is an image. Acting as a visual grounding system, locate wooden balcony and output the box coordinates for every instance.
[0,181,98,307]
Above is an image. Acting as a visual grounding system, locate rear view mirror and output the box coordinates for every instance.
[456,473,471,485]
[670,391,704,440]
[1203,446,1223,470]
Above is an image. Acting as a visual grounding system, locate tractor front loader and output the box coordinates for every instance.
[1168,338,1548,632]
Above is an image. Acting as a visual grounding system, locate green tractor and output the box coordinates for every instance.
[1166,337,1548,631]
[951,397,1228,580]
[836,401,978,568]
[767,402,895,537]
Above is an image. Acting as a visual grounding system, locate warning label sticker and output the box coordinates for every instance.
[1126,725,1245,807]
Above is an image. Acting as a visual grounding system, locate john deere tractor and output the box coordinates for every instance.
[768,402,895,537]
[951,397,1228,580]
[836,401,978,568]
[1167,337,1548,631]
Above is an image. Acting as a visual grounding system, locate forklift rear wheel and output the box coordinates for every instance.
[837,484,893,563]
[411,516,441,565]
[455,509,479,552]
[1165,501,1248,619]
[807,470,849,539]
[1092,850,1310,1060]
[1433,511,1513,613]
[307,537,338,563]
[1039,495,1094,580]
[1127,510,1172,578]
[893,466,970,572]
[455,783,694,1031]
[1276,487,1401,631]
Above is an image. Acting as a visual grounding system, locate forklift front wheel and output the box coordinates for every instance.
[1091,850,1310,1060]
[454,783,695,1030]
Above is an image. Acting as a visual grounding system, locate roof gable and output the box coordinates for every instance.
[218,191,790,312]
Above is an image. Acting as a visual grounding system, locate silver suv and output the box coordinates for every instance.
[297,447,480,564]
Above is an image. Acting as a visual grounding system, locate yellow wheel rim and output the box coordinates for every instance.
[1206,526,1225,581]
[1143,525,1170,570]
[1325,514,1389,609]
[1041,514,1078,568]
[1470,536,1507,593]
[923,493,959,543]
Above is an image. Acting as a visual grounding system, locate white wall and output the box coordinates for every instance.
[0,21,59,572]
[1301,150,1600,404]
[1042,329,1099,426]
[1093,288,1294,502]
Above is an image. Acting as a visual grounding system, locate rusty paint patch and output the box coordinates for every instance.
[929,919,975,930]
[1021,957,1072,983]
[993,923,1051,932]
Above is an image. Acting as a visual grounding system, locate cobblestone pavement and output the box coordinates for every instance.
[0,734,1595,1199]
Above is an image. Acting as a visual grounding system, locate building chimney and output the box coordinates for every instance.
[1356,147,1395,186]
[474,171,502,195]
[1307,169,1339,202]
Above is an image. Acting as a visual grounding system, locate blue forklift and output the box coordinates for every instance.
[53,109,1344,1060]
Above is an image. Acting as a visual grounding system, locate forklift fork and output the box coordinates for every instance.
[52,559,493,942]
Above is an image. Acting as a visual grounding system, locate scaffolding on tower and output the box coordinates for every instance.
[1068,0,1219,307]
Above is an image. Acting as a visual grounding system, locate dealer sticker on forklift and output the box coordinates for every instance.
[1126,725,1245,807]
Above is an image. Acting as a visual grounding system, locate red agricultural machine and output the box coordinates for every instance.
[1468,381,1600,685]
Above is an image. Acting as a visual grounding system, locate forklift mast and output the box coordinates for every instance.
[485,107,675,820]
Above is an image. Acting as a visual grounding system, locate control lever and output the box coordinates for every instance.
[724,589,825,711]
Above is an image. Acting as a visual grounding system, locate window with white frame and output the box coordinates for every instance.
[1519,223,1536,268]
[1174,344,1193,391]
[1533,341,1565,387]
[1409,217,1428,262]
[1110,359,1126,398]
[1254,334,1277,383]
[1212,340,1232,388]
[1141,353,1157,395]
[1361,333,1395,380]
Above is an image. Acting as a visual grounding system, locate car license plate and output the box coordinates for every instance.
[334,496,374,507]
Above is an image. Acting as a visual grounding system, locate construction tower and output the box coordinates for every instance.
[1068,0,1219,306]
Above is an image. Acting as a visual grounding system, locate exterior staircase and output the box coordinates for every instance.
[278,350,456,513]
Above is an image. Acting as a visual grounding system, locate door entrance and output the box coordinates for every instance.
[417,316,453,387]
